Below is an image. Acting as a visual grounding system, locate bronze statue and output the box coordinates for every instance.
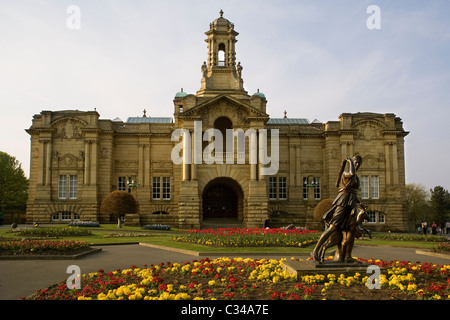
[312,155,369,263]
[316,205,372,262]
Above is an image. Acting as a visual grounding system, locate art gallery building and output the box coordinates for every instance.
[25,12,409,231]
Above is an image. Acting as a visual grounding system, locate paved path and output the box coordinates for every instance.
[0,243,449,300]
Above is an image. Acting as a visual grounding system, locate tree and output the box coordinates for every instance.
[405,183,431,227]
[430,186,450,225]
[100,191,138,228]
[0,151,28,214]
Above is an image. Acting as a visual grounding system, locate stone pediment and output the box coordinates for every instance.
[179,95,268,126]
[352,119,386,142]
[51,117,87,140]
[56,152,83,169]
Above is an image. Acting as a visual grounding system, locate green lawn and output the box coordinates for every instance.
[0,224,445,254]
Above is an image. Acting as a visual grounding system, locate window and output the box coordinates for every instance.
[162,177,171,200]
[58,175,78,199]
[367,211,377,223]
[269,177,287,200]
[365,211,385,224]
[218,43,226,66]
[303,176,321,200]
[69,175,77,199]
[269,177,277,200]
[360,176,369,199]
[61,211,71,221]
[361,175,379,199]
[153,176,171,200]
[371,176,379,199]
[118,176,133,192]
[58,175,67,199]
[153,177,161,199]
[278,177,287,200]
[52,211,78,221]
[118,177,127,191]
[302,177,308,200]
[313,177,321,200]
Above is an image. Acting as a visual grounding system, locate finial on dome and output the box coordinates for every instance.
[219,9,223,17]
[143,109,147,117]
[284,110,287,118]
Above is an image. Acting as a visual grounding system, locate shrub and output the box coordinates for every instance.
[68,221,100,227]
[100,191,138,227]
[142,224,171,231]
[314,198,334,221]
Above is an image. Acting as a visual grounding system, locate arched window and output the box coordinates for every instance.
[365,211,386,224]
[214,116,232,157]
[218,43,226,66]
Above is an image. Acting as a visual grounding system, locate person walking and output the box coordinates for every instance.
[422,221,428,235]
[432,222,437,235]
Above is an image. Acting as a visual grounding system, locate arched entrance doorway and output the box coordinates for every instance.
[202,177,243,222]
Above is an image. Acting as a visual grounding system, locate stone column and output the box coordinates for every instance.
[250,130,257,180]
[182,130,191,181]
[289,145,296,187]
[90,139,97,185]
[45,141,52,186]
[37,140,45,185]
[84,141,90,185]
[392,142,399,185]
[145,143,151,187]
[191,131,197,180]
[384,142,391,185]
[138,144,144,186]
[296,144,302,187]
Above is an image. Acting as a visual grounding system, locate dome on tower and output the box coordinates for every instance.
[175,88,187,98]
[211,10,234,30]
[252,89,266,99]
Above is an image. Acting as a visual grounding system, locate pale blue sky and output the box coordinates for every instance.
[1,0,449,191]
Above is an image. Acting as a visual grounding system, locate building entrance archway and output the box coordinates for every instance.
[202,177,243,221]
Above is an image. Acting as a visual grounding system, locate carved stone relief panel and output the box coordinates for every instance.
[53,118,85,140]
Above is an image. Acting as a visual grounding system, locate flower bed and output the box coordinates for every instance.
[436,243,450,252]
[173,228,320,247]
[372,232,448,242]
[0,240,90,255]
[9,226,92,237]
[104,233,152,238]
[24,257,450,300]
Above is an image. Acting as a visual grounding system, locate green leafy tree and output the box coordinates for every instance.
[405,183,432,228]
[430,186,450,225]
[100,191,138,228]
[0,151,28,214]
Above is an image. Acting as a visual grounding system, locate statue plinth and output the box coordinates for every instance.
[282,258,385,280]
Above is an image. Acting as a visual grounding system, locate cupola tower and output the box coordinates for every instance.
[196,10,248,97]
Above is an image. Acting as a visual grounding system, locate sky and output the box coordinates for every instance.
[0,0,449,191]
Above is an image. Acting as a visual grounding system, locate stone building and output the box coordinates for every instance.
[25,12,409,231]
